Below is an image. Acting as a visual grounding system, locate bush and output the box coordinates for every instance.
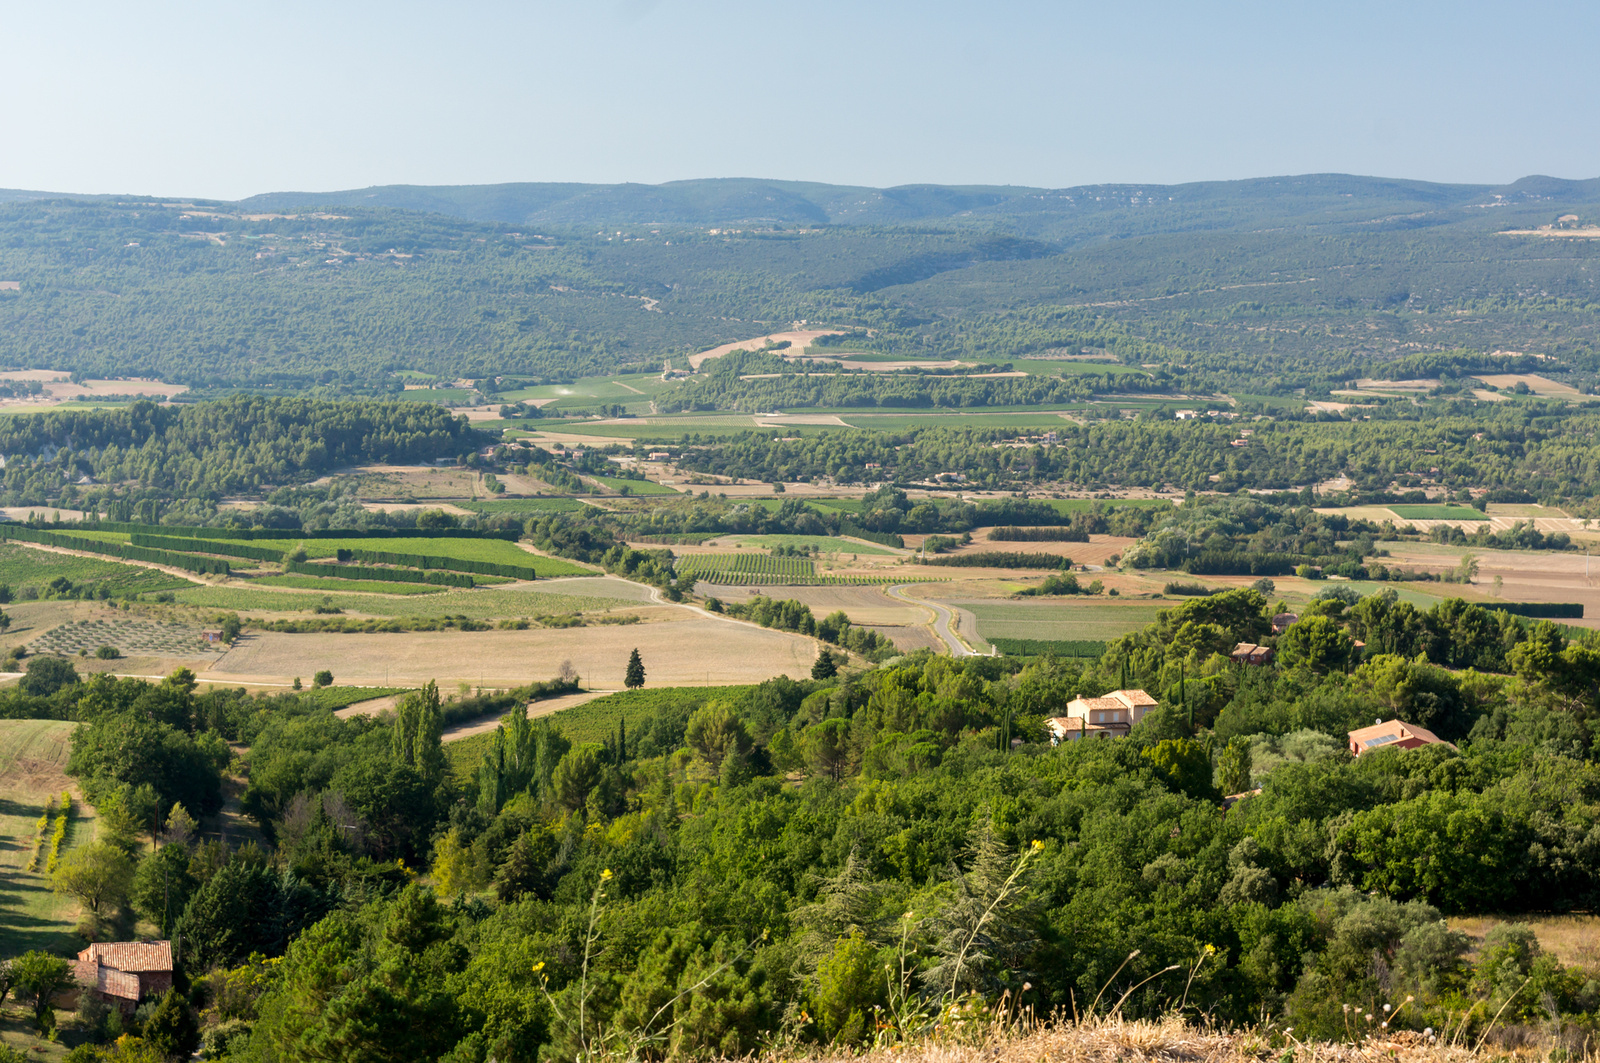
[94,645,120,660]
[312,670,333,688]
[1163,581,1215,596]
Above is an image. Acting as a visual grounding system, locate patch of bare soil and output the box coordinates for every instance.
[863,625,942,652]
[688,329,846,370]
[948,534,1137,567]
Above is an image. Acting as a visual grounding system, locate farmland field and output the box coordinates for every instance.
[250,574,448,595]
[281,531,595,573]
[460,498,588,515]
[585,474,679,495]
[676,553,899,586]
[1387,505,1490,521]
[0,719,94,956]
[30,617,223,658]
[958,599,1168,643]
[173,584,638,618]
[306,685,414,711]
[209,617,819,688]
[0,543,192,593]
[730,534,898,556]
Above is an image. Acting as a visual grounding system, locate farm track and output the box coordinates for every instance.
[885,584,974,656]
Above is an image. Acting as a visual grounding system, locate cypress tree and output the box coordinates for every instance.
[625,648,645,689]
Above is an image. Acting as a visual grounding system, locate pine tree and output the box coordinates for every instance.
[811,649,838,680]
[625,648,645,689]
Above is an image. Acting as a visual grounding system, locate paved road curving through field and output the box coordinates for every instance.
[885,584,973,657]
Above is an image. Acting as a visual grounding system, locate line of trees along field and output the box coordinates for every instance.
[7,584,1597,1059]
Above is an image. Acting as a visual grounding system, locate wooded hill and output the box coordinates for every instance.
[1,174,1599,392]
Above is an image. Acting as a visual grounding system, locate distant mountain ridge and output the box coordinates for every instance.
[224,174,1600,232]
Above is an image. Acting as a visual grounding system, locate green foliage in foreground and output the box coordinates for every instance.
[20,584,1600,1061]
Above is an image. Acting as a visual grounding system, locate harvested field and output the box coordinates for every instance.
[712,583,925,626]
[207,615,819,687]
[688,328,844,369]
[1378,543,1600,627]
[1472,373,1580,396]
[865,624,943,652]
[962,533,1136,566]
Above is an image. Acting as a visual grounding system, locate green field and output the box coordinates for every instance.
[960,599,1167,643]
[1387,505,1490,521]
[585,474,680,496]
[461,498,587,515]
[676,553,898,586]
[54,529,131,544]
[306,686,413,711]
[255,536,594,577]
[730,534,897,555]
[0,719,92,957]
[0,543,191,594]
[250,574,447,596]
[172,584,636,619]
[496,373,674,406]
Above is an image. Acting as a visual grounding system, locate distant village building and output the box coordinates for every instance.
[647,451,671,462]
[1347,719,1455,757]
[1047,688,1158,743]
[1230,642,1274,665]
[1175,410,1199,420]
[1270,613,1298,635]
[74,941,173,1014]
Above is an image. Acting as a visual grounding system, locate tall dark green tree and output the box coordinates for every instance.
[624,648,646,690]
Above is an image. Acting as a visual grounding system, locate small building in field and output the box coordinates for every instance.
[1230,642,1274,665]
[1347,719,1455,757]
[74,941,174,1014]
[1271,612,1298,635]
[647,451,671,462]
[1048,688,1158,742]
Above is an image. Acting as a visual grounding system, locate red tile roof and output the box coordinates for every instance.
[78,941,173,974]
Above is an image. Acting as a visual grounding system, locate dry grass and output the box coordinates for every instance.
[799,1017,1579,1063]
[1449,914,1600,971]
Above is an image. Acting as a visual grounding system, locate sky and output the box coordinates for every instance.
[1,0,1596,200]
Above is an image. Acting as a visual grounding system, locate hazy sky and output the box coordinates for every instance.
[2,0,1595,199]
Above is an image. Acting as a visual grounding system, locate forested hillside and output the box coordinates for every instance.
[2,174,1600,391]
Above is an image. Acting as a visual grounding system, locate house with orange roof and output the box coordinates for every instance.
[1047,688,1158,742]
[1346,719,1455,757]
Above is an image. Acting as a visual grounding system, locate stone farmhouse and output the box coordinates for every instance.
[1046,688,1158,743]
